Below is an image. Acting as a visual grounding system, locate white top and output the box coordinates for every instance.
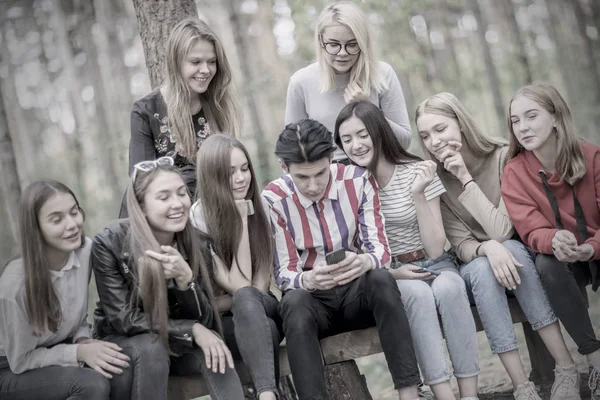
[190,201,208,233]
[378,162,446,255]
[0,238,92,373]
[284,61,412,159]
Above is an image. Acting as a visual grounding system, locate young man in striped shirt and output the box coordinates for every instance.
[262,119,420,400]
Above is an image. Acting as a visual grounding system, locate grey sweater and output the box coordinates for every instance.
[284,61,412,159]
[0,238,92,374]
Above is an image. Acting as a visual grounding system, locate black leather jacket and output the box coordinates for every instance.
[91,219,216,347]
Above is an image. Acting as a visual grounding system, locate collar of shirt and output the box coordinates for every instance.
[294,172,338,209]
[49,251,80,281]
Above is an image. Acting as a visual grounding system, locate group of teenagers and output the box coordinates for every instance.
[0,2,599,400]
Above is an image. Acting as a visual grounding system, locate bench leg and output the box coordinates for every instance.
[167,380,185,400]
[324,360,373,400]
[279,375,298,400]
[523,321,555,384]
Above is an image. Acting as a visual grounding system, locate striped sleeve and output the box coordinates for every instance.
[262,195,304,292]
[357,175,391,268]
[424,173,446,201]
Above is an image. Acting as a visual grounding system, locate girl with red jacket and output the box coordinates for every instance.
[502,83,600,399]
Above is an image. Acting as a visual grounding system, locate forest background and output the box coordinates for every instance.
[0,0,599,397]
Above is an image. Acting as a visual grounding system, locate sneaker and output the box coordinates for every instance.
[418,384,435,400]
[550,364,581,400]
[514,381,542,400]
[590,366,600,400]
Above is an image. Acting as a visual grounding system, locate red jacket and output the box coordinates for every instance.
[501,140,600,259]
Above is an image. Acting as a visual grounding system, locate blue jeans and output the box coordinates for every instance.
[459,240,557,354]
[395,253,479,385]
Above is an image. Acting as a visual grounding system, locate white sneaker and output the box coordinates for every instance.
[551,364,581,400]
[590,366,600,400]
[513,381,542,400]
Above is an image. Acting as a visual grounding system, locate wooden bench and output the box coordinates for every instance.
[167,297,555,400]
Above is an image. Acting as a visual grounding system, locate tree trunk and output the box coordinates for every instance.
[570,0,600,103]
[131,0,198,88]
[501,0,533,85]
[0,80,21,245]
[470,0,504,128]
[49,0,89,199]
[441,5,464,99]
[76,1,121,198]
[591,0,600,35]
[225,0,271,186]
[545,0,579,103]
[1,15,38,179]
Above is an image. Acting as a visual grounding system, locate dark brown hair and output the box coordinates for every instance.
[196,134,273,282]
[335,101,420,175]
[126,165,221,349]
[275,119,336,166]
[19,180,85,336]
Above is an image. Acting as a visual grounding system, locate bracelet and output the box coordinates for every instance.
[462,179,475,189]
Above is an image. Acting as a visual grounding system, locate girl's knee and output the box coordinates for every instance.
[125,333,170,366]
[232,287,263,316]
[431,273,466,301]
[398,280,436,310]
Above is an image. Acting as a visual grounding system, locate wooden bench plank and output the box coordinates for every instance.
[168,347,291,398]
[168,297,553,399]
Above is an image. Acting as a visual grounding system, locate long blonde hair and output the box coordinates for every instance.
[162,17,242,162]
[506,84,586,185]
[126,165,221,349]
[415,92,506,165]
[315,1,386,94]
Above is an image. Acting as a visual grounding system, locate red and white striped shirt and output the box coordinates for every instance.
[262,164,391,291]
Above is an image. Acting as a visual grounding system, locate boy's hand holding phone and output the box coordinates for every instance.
[329,251,374,286]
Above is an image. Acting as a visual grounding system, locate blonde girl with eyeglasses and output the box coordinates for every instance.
[284,1,412,163]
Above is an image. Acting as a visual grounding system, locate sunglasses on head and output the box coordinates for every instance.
[131,156,174,182]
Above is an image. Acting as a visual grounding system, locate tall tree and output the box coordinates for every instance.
[131,0,197,88]
[570,0,600,103]
[470,0,505,128]
[49,0,89,199]
[0,80,21,246]
[545,0,579,103]
[501,0,533,85]
[225,0,272,185]
[74,0,121,198]
[441,5,464,99]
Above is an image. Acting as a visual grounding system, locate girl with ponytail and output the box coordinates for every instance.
[92,158,245,399]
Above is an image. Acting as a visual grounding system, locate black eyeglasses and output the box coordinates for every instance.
[321,40,361,56]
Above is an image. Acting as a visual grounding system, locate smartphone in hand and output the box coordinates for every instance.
[326,249,346,265]
[414,267,441,276]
